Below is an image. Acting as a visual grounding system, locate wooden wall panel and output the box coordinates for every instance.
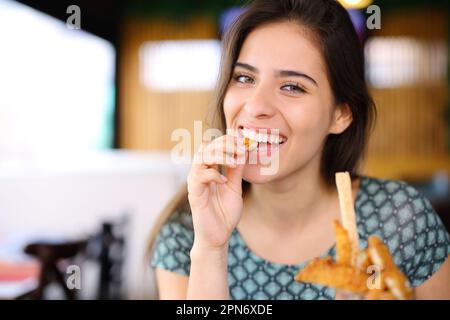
[371,9,448,40]
[362,9,449,179]
[367,85,448,156]
[119,17,217,150]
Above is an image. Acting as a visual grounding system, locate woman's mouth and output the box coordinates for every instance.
[238,125,287,160]
[238,126,287,146]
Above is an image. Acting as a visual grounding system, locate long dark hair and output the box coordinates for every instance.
[147,0,376,252]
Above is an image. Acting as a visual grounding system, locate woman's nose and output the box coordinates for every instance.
[244,86,277,119]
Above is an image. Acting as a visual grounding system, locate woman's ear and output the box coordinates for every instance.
[328,103,353,134]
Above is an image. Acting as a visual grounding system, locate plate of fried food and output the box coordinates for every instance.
[295,172,414,300]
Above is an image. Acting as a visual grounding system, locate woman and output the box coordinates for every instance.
[149,0,450,299]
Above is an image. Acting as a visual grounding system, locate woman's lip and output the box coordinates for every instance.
[257,141,277,158]
[237,125,288,141]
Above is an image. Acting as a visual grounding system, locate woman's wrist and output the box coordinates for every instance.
[190,241,229,262]
[188,241,230,299]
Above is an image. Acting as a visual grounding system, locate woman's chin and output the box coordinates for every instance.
[242,165,280,184]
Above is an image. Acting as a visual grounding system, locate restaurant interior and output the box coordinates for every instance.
[0,0,448,299]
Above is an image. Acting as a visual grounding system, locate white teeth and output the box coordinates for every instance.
[241,127,286,145]
[260,133,268,143]
[269,135,275,144]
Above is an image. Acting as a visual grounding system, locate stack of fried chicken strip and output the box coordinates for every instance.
[295,172,413,300]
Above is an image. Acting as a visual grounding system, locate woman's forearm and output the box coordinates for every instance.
[187,242,230,299]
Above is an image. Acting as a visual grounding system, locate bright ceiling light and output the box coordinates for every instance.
[338,0,373,9]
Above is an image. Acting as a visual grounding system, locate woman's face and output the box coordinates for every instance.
[223,21,351,184]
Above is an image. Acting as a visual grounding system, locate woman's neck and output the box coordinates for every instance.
[242,161,338,233]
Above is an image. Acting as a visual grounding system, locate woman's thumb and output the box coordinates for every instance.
[225,152,247,194]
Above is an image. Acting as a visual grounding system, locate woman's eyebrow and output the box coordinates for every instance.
[235,62,258,73]
[234,62,318,87]
[276,70,318,87]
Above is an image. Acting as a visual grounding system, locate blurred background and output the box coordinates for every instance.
[0,0,448,299]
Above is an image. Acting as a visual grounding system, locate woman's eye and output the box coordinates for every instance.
[233,74,254,84]
[281,83,306,94]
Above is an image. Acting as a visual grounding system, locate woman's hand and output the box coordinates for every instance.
[187,134,247,251]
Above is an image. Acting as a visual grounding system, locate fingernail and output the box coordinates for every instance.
[220,174,228,182]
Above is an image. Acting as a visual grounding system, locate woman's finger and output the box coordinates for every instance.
[193,136,244,168]
[225,151,247,195]
[201,135,245,159]
[202,153,238,168]
[190,168,227,185]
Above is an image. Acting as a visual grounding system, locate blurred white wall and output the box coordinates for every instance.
[0,0,116,154]
[0,150,189,299]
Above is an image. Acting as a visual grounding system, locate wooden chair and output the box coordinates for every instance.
[17,241,87,300]
[17,215,128,300]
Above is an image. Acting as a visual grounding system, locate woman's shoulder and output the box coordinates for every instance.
[159,204,194,243]
[356,175,450,286]
[166,204,194,229]
[150,205,194,275]
[356,176,435,218]
[358,175,423,199]
[356,175,445,238]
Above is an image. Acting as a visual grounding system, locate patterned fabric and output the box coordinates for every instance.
[151,176,450,300]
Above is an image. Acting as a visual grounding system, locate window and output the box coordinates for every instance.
[365,37,447,88]
[0,0,115,155]
[139,39,221,91]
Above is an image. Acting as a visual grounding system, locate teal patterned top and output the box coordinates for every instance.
[151,176,450,300]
